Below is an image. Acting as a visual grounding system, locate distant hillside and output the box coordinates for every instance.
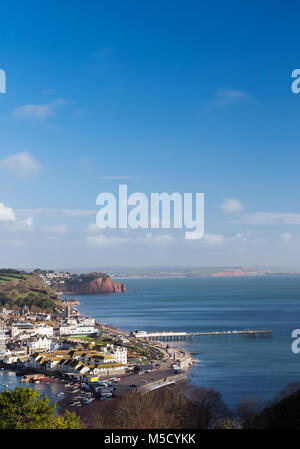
[0,269,63,311]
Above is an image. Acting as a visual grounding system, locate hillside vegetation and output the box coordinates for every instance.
[0,269,62,311]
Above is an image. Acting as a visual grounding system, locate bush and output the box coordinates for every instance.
[0,387,81,429]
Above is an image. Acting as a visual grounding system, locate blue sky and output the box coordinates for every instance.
[0,0,300,268]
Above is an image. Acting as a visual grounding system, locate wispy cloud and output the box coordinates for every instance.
[99,176,139,180]
[93,46,113,58]
[85,223,99,235]
[87,234,129,248]
[201,233,224,246]
[42,224,68,236]
[281,232,294,242]
[22,217,34,227]
[0,152,42,178]
[204,88,250,111]
[12,98,67,121]
[234,212,300,225]
[16,208,96,219]
[233,230,252,241]
[43,88,56,95]
[138,233,175,248]
[86,230,176,249]
[220,198,243,213]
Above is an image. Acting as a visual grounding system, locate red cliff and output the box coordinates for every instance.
[69,276,126,294]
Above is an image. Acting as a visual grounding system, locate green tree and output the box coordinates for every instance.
[0,387,81,429]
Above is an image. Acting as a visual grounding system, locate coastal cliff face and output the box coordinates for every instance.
[71,276,127,294]
[51,272,127,295]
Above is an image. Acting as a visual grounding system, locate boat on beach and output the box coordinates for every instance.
[21,374,45,383]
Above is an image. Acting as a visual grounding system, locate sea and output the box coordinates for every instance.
[0,371,66,404]
[63,275,300,409]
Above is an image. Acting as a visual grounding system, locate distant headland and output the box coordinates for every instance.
[0,269,126,313]
[35,270,126,295]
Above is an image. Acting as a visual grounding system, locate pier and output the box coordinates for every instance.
[134,329,272,341]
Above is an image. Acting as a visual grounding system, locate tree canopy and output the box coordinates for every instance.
[0,387,81,429]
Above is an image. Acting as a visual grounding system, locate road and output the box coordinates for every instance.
[117,366,175,394]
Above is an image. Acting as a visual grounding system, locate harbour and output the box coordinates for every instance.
[0,368,66,404]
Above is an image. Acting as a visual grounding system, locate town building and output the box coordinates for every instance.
[59,325,98,336]
[0,326,7,355]
[27,336,52,353]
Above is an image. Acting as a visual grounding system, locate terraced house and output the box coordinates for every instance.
[25,347,127,377]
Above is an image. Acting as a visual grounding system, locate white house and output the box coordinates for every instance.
[11,323,34,337]
[69,326,98,336]
[85,353,117,365]
[27,336,52,353]
[80,317,96,327]
[11,323,53,338]
[3,353,19,364]
[34,326,54,337]
[112,346,127,365]
[60,325,98,336]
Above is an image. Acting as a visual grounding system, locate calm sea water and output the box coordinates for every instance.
[64,275,300,408]
[0,370,66,404]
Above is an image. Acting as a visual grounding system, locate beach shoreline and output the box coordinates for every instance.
[55,315,194,419]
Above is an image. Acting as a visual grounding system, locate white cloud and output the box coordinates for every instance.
[99,176,139,180]
[12,98,67,121]
[220,198,243,213]
[204,88,249,111]
[22,217,34,227]
[141,232,175,248]
[235,212,300,225]
[13,104,53,121]
[201,233,224,246]
[0,202,15,221]
[87,234,129,248]
[42,225,68,235]
[3,220,35,233]
[43,88,56,95]
[152,234,175,247]
[216,88,248,104]
[86,226,176,248]
[281,232,294,242]
[85,223,99,235]
[233,230,252,241]
[0,152,42,178]
[16,208,96,219]
[0,202,34,232]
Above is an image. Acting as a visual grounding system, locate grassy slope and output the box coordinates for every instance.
[0,270,62,311]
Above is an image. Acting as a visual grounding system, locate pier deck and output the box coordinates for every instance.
[134,329,272,341]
